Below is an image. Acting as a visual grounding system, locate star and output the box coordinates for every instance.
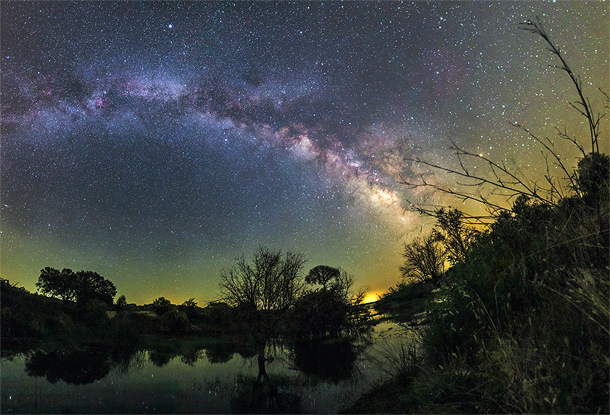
[0,1,607,304]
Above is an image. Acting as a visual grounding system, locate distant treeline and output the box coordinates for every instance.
[1,260,370,357]
[1,278,243,350]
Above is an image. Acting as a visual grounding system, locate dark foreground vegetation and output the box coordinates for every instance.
[348,19,609,414]
[354,176,609,413]
[2,276,236,351]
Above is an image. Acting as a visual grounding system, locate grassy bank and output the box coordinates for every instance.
[348,183,609,413]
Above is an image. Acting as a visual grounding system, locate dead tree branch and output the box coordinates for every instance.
[402,18,607,220]
[520,17,602,154]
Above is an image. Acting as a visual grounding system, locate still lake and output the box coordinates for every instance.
[1,320,417,414]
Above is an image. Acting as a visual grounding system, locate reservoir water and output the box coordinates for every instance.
[1,320,418,414]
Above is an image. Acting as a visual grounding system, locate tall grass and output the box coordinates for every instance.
[349,185,609,413]
[423,192,609,413]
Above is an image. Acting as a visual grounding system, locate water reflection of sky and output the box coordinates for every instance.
[2,352,371,413]
[3,352,238,413]
[1,322,418,413]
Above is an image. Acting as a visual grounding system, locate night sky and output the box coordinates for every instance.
[1,1,608,305]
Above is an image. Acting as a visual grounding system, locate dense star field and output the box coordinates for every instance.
[1,2,607,304]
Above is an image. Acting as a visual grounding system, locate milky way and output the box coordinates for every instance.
[1,2,607,304]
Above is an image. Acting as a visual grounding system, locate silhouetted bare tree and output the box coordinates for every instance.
[400,233,445,287]
[219,246,306,380]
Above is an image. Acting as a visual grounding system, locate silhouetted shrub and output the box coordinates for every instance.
[159,309,191,333]
[151,297,173,315]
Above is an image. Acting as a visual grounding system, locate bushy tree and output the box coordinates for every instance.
[74,270,117,305]
[400,234,445,287]
[432,208,480,265]
[305,265,340,290]
[36,267,116,306]
[115,295,127,310]
[152,297,172,315]
[576,152,610,204]
[292,265,357,340]
[36,268,77,301]
[306,265,355,298]
[574,152,610,234]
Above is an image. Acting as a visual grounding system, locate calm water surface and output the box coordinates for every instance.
[1,321,416,414]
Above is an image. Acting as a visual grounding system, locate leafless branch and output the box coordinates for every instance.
[402,18,605,218]
[520,17,601,154]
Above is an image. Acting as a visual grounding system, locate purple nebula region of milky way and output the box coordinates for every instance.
[1,1,607,303]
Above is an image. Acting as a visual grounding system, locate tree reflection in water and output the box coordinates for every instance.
[229,336,361,413]
[25,348,112,385]
[180,348,204,366]
[15,334,366,413]
[230,375,301,414]
[291,337,358,383]
[205,342,236,364]
[148,348,176,367]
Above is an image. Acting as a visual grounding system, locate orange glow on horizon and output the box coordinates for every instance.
[363,292,380,304]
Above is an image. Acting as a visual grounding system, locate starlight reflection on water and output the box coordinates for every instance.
[1,321,417,414]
